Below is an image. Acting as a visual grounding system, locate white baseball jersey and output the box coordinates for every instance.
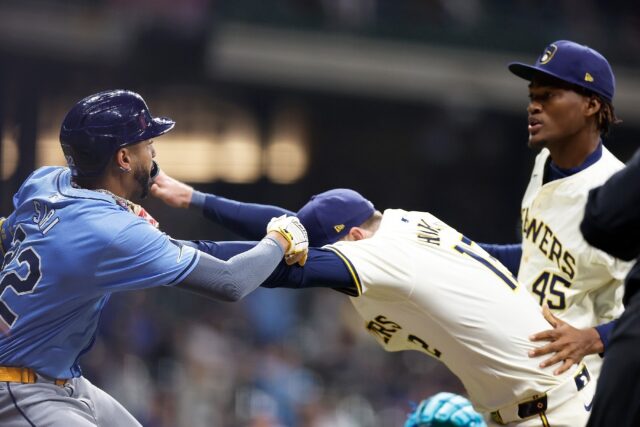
[327,209,577,413]
[518,146,631,380]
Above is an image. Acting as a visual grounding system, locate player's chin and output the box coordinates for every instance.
[527,134,547,150]
[133,168,152,199]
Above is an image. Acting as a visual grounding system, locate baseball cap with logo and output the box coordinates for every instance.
[296,189,375,247]
[508,40,615,102]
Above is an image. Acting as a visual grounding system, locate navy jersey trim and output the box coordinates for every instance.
[7,383,37,427]
[325,247,362,296]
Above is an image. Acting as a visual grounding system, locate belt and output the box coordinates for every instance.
[0,366,68,387]
[490,363,591,425]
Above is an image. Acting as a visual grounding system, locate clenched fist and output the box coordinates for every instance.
[267,215,309,266]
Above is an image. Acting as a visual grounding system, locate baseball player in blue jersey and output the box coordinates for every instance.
[0,90,308,426]
[152,178,595,426]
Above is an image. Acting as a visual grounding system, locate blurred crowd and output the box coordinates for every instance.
[6,0,640,65]
[82,284,463,426]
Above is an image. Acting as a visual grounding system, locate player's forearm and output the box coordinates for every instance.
[581,149,640,260]
[191,191,295,241]
[187,241,355,291]
[177,236,285,302]
[261,248,356,291]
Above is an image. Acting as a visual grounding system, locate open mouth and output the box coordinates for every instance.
[150,160,159,181]
[528,117,542,134]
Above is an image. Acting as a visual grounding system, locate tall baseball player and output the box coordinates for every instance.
[479,40,631,381]
[0,90,308,426]
[152,181,595,426]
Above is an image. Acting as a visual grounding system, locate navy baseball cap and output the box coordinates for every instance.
[296,189,375,247]
[508,40,615,102]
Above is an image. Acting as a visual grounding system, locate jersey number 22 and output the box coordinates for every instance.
[0,225,42,328]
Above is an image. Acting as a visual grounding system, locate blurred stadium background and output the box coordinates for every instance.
[1,1,639,426]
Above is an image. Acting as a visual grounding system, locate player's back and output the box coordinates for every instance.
[0,166,140,378]
[330,209,574,412]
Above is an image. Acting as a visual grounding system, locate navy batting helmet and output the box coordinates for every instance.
[60,89,175,178]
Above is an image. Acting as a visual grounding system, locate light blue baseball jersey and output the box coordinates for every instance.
[0,167,199,378]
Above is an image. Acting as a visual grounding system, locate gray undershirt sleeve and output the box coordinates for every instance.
[177,237,284,302]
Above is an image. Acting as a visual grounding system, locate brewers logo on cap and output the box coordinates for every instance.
[540,44,558,64]
[508,40,616,102]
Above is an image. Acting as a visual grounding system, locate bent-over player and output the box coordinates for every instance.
[152,179,594,427]
[0,90,308,426]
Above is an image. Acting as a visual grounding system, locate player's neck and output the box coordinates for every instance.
[73,174,131,201]
[547,132,601,170]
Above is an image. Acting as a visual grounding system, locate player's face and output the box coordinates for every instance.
[526,78,591,149]
[130,140,156,199]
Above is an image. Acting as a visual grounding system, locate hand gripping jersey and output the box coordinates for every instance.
[327,209,576,413]
[518,147,632,380]
[0,167,199,379]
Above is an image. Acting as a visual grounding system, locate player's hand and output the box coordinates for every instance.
[529,304,603,375]
[404,392,487,427]
[267,215,309,266]
[285,252,308,267]
[150,170,194,209]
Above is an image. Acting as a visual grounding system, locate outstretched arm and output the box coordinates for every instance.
[183,240,357,293]
[178,235,286,301]
[177,216,309,301]
[151,171,294,241]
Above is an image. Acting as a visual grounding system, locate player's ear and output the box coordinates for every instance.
[348,227,367,241]
[584,95,601,118]
[115,148,132,173]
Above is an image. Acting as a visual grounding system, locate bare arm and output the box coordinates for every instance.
[150,170,295,240]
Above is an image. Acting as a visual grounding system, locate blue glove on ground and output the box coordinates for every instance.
[404,392,487,427]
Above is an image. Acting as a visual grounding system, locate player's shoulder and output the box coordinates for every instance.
[13,166,66,203]
[599,145,626,170]
[380,209,447,229]
[573,145,625,188]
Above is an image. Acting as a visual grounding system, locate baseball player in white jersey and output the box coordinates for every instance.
[326,208,593,427]
[516,145,630,381]
[150,178,596,426]
[481,40,632,384]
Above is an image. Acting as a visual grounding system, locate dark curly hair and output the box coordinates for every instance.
[594,98,621,136]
